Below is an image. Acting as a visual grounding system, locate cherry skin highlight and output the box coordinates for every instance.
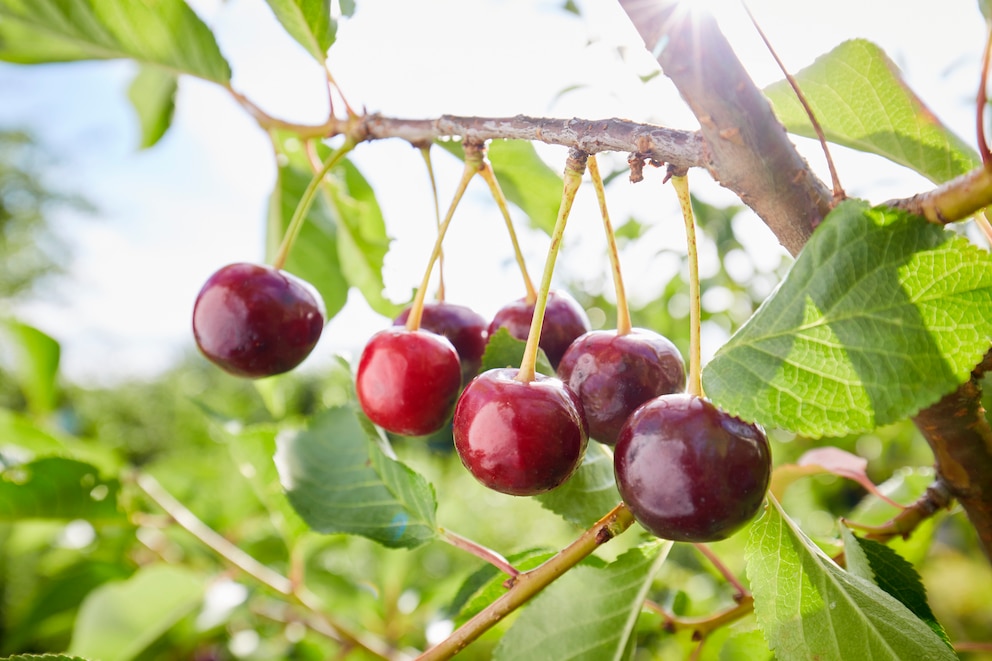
[487,290,591,369]
[453,368,588,496]
[356,328,462,437]
[393,301,488,383]
[614,393,771,543]
[557,328,686,446]
[192,262,325,378]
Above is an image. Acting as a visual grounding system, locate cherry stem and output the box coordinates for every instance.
[419,146,446,301]
[671,173,703,398]
[977,20,992,168]
[587,155,632,336]
[132,472,407,661]
[516,149,588,383]
[477,158,538,303]
[273,137,356,271]
[418,502,636,660]
[440,528,520,578]
[405,144,483,331]
[743,3,844,201]
[692,543,749,600]
[978,211,992,246]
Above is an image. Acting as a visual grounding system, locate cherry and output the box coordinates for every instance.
[557,328,686,446]
[393,301,488,384]
[453,368,588,496]
[487,290,590,369]
[192,262,325,378]
[614,393,770,542]
[356,328,462,437]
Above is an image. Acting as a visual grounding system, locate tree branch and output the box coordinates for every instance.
[913,351,992,562]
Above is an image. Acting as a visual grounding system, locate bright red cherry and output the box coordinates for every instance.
[192,262,325,378]
[453,368,588,496]
[614,393,771,543]
[393,301,488,383]
[487,290,591,369]
[356,328,462,437]
[557,328,685,445]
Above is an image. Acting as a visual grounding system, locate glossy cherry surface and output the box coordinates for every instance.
[487,290,590,369]
[557,328,686,445]
[356,328,462,437]
[394,301,488,383]
[192,262,325,378]
[453,368,588,496]
[614,393,771,542]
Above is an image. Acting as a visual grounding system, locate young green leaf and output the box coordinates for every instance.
[535,442,621,527]
[0,319,60,415]
[840,525,952,648]
[127,65,177,149]
[764,39,979,184]
[0,0,231,84]
[481,327,555,376]
[3,655,94,661]
[274,405,438,549]
[68,565,205,661]
[487,139,565,236]
[0,457,122,523]
[703,199,992,437]
[264,0,336,63]
[493,541,672,661]
[267,135,350,321]
[323,157,403,319]
[745,498,957,661]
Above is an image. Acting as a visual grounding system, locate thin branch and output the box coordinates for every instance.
[841,479,954,544]
[133,472,409,661]
[417,503,636,660]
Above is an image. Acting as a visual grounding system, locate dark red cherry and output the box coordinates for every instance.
[393,301,488,383]
[614,393,771,543]
[356,328,462,436]
[557,328,685,446]
[192,262,325,378]
[453,368,588,496]
[487,290,590,369]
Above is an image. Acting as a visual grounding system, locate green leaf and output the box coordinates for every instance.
[127,64,177,149]
[267,135,350,321]
[840,526,951,648]
[274,405,437,548]
[764,39,979,184]
[0,0,231,84]
[535,442,620,527]
[487,140,564,235]
[69,564,205,661]
[0,457,122,522]
[323,157,402,318]
[847,467,937,566]
[0,654,88,661]
[0,319,60,415]
[745,498,957,661]
[264,0,335,63]
[480,327,555,376]
[703,199,992,437]
[494,541,672,661]
[224,424,309,547]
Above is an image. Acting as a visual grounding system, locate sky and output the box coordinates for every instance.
[0,0,986,384]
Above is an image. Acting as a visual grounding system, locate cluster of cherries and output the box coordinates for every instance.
[192,261,771,543]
